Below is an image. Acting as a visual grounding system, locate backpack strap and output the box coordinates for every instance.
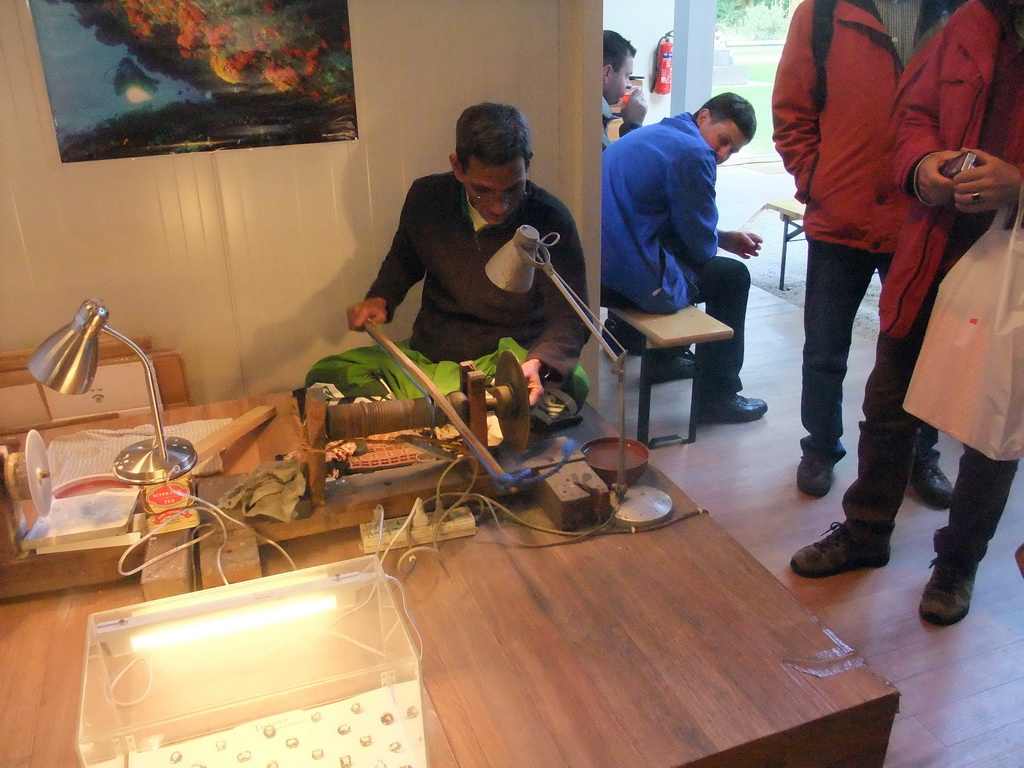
[810,0,840,113]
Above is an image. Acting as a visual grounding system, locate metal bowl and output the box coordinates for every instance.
[579,437,649,486]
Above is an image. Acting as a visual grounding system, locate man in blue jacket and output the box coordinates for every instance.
[601,93,767,423]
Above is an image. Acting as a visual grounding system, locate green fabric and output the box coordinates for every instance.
[305,337,589,407]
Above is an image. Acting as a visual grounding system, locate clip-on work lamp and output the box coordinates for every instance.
[486,225,672,527]
[28,299,197,485]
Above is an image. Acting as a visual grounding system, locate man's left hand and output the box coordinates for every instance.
[950,150,1023,213]
[521,358,545,406]
[718,230,763,259]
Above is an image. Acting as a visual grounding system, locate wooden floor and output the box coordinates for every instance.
[596,286,1024,768]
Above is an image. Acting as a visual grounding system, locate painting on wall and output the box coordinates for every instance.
[27,0,357,163]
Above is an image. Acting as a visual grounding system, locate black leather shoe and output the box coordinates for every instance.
[695,394,767,424]
[910,457,953,509]
[797,454,835,497]
[646,348,694,384]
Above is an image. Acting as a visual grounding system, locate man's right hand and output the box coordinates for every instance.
[346,297,388,331]
[718,230,762,259]
[620,85,648,126]
[914,151,959,207]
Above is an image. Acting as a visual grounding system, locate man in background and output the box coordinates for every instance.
[601,93,767,424]
[602,30,648,149]
[772,0,961,503]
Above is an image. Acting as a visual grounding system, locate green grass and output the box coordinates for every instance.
[712,56,780,158]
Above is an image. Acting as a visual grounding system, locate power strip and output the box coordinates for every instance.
[359,507,476,553]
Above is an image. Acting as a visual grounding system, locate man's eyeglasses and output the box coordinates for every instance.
[467,186,528,207]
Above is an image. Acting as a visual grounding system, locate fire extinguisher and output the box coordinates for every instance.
[654,31,673,95]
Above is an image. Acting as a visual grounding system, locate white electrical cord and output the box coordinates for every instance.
[117,480,297,585]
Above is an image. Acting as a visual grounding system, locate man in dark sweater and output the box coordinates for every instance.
[309,103,590,411]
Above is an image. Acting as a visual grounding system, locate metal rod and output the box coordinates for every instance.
[533,247,629,501]
[101,325,168,463]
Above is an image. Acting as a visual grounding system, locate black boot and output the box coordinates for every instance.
[909,455,953,509]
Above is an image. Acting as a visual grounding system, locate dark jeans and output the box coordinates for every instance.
[602,254,749,400]
[801,238,939,465]
[842,283,1019,565]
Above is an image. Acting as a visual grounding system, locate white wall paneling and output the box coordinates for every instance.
[0,0,601,403]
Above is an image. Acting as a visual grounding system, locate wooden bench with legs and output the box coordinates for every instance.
[763,197,806,290]
[608,305,733,447]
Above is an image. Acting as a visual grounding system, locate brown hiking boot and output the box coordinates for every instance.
[919,557,978,626]
[790,522,890,578]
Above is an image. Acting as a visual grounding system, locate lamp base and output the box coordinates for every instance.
[613,485,673,530]
[113,436,197,485]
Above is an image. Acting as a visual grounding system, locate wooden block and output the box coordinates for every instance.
[535,459,610,531]
[304,386,329,508]
[198,524,262,589]
[150,349,191,407]
[141,528,195,600]
[192,405,276,464]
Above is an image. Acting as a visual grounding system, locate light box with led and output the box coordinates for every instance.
[77,556,426,768]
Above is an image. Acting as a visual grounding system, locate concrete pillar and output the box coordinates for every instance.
[671,0,717,114]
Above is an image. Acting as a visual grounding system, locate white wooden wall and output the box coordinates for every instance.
[603,0,677,126]
[0,0,602,403]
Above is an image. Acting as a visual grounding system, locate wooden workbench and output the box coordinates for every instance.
[0,393,898,767]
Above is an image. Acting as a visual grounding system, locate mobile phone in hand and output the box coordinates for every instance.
[940,151,977,178]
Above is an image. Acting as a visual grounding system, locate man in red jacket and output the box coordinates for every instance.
[790,0,1024,626]
[772,0,960,503]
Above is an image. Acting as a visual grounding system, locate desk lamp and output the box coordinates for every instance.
[28,299,197,485]
[486,226,672,527]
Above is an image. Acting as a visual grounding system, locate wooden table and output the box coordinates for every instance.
[0,393,898,767]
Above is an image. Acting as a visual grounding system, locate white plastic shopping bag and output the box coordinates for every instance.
[904,194,1024,460]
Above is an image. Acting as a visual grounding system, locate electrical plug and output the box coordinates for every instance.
[410,497,430,529]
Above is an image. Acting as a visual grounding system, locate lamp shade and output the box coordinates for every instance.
[28,299,108,395]
[485,225,540,294]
